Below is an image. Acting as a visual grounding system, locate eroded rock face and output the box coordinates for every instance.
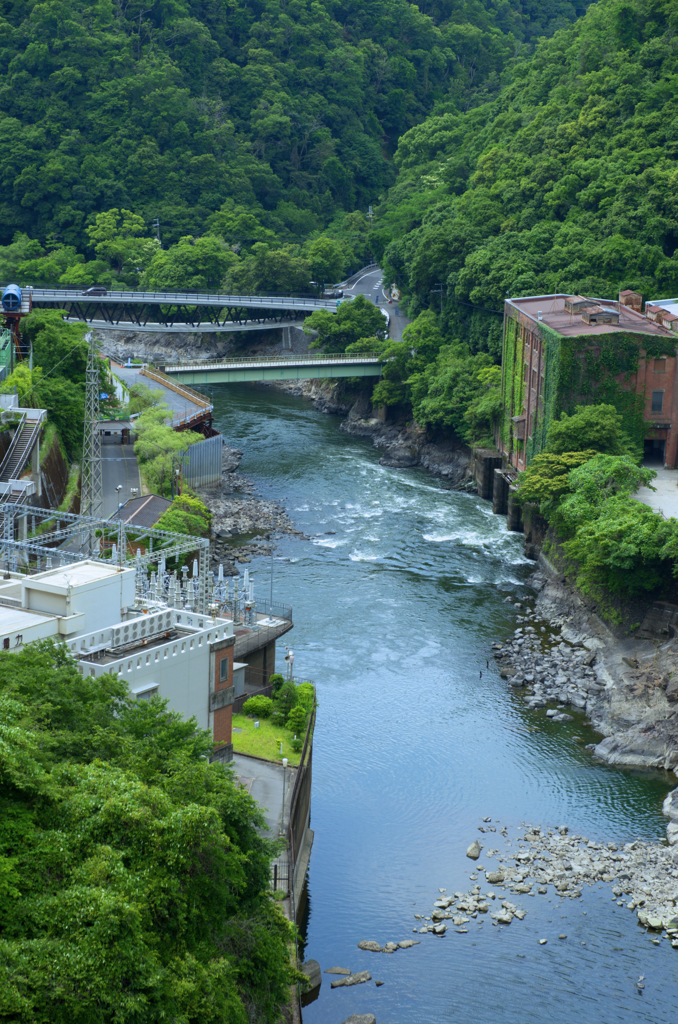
[498,567,678,777]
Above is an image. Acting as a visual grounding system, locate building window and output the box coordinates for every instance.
[654,357,667,373]
[136,687,158,701]
[3,638,8,650]
[15,635,22,646]
[652,390,664,413]
[220,656,229,682]
[531,368,537,390]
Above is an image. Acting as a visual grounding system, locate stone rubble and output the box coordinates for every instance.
[195,445,306,574]
[492,572,678,847]
[411,819,678,947]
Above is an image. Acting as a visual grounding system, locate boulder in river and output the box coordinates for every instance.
[325,967,352,975]
[466,840,482,860]
[486,870,505,884]
[331,971,372,988]
[357,940,382,951]
[397,939,420,948]
[340,1016,377,1024]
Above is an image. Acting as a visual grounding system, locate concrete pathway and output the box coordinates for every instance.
[114,364,206,424]
[635,465,678,519]
[102,444,141,518]
[231,752,295,836]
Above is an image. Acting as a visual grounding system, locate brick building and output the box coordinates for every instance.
[498,293,678,470]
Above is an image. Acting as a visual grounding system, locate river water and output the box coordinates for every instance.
[205,382,678,1024]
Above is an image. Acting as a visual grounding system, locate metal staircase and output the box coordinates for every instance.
[0,415,41,485]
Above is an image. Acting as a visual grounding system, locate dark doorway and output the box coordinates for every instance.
[644,438,666,464]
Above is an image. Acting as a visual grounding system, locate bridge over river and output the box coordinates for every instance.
[160,352,384,384]
[25,287,338,332]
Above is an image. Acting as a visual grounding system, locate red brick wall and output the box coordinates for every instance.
[213,643,234,748]
[213,704,232,745]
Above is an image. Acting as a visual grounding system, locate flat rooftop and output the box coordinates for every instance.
[31,562,125,589]
[0,605,53,632]
[507,294,674,339]
[651,298,678,317]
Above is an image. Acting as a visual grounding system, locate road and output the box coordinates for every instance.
[341,266,410,343]
[102,445,141,518]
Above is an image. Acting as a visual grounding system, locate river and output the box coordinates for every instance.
[204,382,678,1024]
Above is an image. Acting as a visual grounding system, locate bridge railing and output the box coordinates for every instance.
[140,366,212,410]
[24,287,340,310]
[162,352,383,371]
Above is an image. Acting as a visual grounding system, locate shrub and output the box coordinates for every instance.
[243,695,273,718]
[545,404,638,459]
[272,681,298,723]
[290,736,304,753]
[296,682,315,713]
[287,704,308,735]
[268,673,285,697]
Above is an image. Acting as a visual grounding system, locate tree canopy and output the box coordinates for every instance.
[0,0,592,281]
[375,0,678,357]
[0,640,297,1023]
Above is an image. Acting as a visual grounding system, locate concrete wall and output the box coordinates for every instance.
[474,448,503,500]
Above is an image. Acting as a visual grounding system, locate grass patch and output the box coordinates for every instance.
[39,421,57,466]
[232,714,302,765]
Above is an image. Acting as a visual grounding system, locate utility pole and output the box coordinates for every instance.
[80,332,103,552]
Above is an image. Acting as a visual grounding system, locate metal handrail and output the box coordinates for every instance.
[0,412,26,480]
[21,286,340,311]
[163,351,384,371]
[140,366,212,409]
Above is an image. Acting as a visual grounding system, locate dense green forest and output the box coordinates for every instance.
[0,641,297,1022]
[377,0,678,363]
[0,0,590,287]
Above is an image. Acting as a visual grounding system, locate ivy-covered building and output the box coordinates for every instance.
[498,294,678,471]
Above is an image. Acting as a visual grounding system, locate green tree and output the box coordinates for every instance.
[304,294,386,352]
[306,236,347,287]
[545,404,638,458]
[86,208,160,283]
[141,236,239,292]
[155,494,212,537]
[0,640,298,1023]
[134,407,203,496]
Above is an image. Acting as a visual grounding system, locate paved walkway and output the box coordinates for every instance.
[231,752,295,836]
[635,465,678,519]
[113,364,207,425]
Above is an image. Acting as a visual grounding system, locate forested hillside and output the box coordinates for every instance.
[0,0,590,287]
[377,0,678,360]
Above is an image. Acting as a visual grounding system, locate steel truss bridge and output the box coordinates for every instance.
[161,352,384,384]
[26,287,338,332]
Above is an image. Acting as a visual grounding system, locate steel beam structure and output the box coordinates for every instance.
[23,287,339,330]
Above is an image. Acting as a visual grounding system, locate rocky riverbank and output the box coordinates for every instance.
[195,444,306,575]
[493,560,678,842]
[270,379,473,487]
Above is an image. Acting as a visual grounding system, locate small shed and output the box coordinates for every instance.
[619,289,642,311]
[581,305,620,326]
[564,296,598,315]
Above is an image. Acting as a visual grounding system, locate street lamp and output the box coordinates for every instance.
[280,757,288,835]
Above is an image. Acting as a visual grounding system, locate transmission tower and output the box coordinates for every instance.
[80,332,103,552]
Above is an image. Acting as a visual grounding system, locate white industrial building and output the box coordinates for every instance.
[0,559,244,758]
